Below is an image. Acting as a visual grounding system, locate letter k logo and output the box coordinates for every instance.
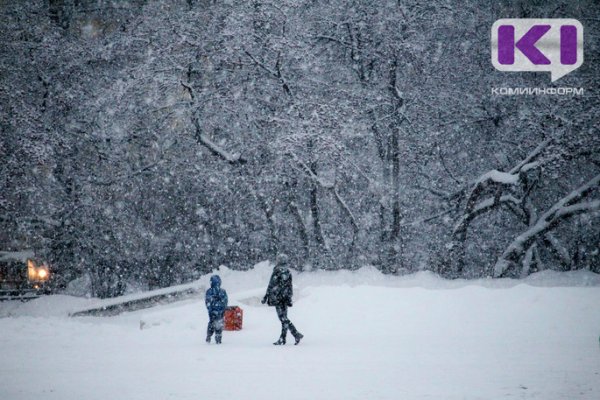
[498,25,551,65]
[491,19,584,82]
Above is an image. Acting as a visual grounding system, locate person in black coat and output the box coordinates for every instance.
[262,253,304,345]
[205,275,228,344]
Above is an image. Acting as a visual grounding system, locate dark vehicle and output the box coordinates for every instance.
[0,250,51,300]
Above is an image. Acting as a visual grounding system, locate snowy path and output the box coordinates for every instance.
[1,271,600,400]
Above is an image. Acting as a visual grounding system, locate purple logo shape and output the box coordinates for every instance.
[560,25,578,65]
[491,19,584,82]
[499,25,551,65]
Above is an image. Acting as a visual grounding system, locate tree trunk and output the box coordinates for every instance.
[288,200,310,261]
[307,140,325,249]
[386,55,404,271]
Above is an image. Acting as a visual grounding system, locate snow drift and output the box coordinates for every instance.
[1,264,599,400]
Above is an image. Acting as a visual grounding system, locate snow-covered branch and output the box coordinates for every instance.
[288,152,359,243]
[453,194,522,236]
[244,49,277,78]
[476,170,519,186]
[193,118,247,165]
[494,174,600,277]
[455,136,556,237]
[332,187,359,239]
[508,136,556,174]
[464,136,555,210]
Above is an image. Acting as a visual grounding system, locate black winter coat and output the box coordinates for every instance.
[264,265,293,307]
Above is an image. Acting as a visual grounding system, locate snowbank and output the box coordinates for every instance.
[2,264,599,318]
[1,264,599,400]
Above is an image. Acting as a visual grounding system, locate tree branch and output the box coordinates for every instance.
[494,174,600,277]
[193,118,247,165]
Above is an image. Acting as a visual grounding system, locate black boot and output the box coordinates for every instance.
[215,335,222,344]
[274,324,288,345]
[294,333,304,345]
[273,335,286,345]
[206,335,211,344]
[288,322,302,345]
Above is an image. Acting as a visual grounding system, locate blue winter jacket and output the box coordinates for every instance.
[205,275,228,317]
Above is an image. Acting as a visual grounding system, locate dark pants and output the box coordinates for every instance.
[207,313,224,343]
[276,304,300,339]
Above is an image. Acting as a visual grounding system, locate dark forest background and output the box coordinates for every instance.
[1,0,599,297]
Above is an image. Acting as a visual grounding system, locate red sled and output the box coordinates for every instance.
[224,306,243,331]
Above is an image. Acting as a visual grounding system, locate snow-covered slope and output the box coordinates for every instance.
[1,264,599,400]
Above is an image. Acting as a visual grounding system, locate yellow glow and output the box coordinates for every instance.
[27,260,37,280]
[27,259,50,282]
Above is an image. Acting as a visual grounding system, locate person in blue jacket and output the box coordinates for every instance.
[205,275,228,344]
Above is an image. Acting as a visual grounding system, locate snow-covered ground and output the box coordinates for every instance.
[1,263,600,400]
